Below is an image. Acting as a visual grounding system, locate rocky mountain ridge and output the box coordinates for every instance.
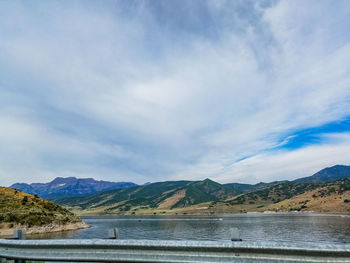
[10,177,137,199]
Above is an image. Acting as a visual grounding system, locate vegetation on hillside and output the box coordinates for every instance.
[56,181,191,210]
[265,178,350,213]
[225,181,319,206]
[55,179,236,214]
[0,187,82,227]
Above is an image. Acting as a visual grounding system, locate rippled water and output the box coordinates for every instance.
[30,213,350,244]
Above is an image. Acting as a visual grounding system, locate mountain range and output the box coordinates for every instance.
[10,177,137,199]
[54,165,350,215]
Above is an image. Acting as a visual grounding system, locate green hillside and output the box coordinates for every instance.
[200,179,350,214]
[56,180,191,209]
[226,181,319,206]
[223,181,283,195]
[56,179,237,214]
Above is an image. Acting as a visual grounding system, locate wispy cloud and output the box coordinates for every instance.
[0,0,350,186]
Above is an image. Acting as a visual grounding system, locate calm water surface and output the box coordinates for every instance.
[30,213,350,245]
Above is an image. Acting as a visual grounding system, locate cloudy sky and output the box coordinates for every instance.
[1,0,350,186]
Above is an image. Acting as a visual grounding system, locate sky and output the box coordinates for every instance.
[1,0,350,186]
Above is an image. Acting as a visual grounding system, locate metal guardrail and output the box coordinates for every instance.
[1,238,350,263]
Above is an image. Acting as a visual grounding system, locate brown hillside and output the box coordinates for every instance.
[0,187,88,235]
[266,179,350,213]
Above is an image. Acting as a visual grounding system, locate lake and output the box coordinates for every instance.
[29,213,350,245]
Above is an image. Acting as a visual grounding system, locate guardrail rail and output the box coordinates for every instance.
[1,238,350,263]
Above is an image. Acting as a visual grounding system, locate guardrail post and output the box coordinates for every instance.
[230,227,242,241]
[13,230,25,263]
[108,228,119,239]
[13,230,25,241]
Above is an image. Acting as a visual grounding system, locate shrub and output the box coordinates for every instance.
[21,196,28,205]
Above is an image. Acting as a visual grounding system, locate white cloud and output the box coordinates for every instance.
[0,0,350,186]
[221,133,350,183]
[170,132,350,184]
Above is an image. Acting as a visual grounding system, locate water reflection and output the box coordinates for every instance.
[29,213,350,244]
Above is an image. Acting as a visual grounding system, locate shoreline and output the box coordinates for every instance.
[78,211,350,217]
[0,221,90,237]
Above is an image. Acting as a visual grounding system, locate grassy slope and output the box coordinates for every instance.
[192,179,350,214]
[0,187,82,227]
[223,181,320,209]
[265,178,350,213]
[56,181,192,208]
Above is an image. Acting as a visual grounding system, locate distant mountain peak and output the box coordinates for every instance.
[51,177,77,184]
[202,178,214,183]
[318,164,349,172]
[294,164,350,183]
